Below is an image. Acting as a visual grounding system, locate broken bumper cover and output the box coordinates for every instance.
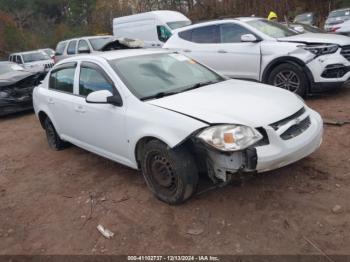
[193,108,323,182]
[256,109,323,172]
[0,96,33,116]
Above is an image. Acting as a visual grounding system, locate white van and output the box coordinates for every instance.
[113,10,191,47]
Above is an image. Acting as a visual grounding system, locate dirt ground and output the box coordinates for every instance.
[0,87,350,256]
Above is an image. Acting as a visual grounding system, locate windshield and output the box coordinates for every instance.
[329,10,350,18]
[0,63,25,75]
[109,53,224,100]
[22,52,50,63]
[247,19,297,38]
[167,21,191,30]
[42,49,54,56]
[295,13,313,23]
[89,37,113,51]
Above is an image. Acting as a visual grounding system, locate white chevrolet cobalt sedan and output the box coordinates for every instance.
[33,49,323,204]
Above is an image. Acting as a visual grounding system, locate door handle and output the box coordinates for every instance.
[218,50,228,53]
[75,105,85,113]
[48,98,54,104]
[183,49,192,53]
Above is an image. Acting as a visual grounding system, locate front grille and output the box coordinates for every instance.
[270,107,305,131]
[280,116,311,140]
[341,46,350,61]
[254,127,269,147]
[44,63,54,69]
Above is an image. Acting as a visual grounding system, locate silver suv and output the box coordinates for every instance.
[54,35,143,63]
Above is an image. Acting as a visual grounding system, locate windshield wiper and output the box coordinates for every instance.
[140,80,222,101]
[182,80,222,92]
[140,91,178,101]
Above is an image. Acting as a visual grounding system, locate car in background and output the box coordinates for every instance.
[113,10,191,47]
[164,17,350,96]
[9,51,54,74]
[324,8,350,33]
[39,48,55,59]
[54,35,143,63]
[0,61,43,116]
[282,22,324,34]
[33,49,323,204]
[294,12,318,26]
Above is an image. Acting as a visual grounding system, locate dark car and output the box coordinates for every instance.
[282,22,324,34]
[0,62,43,116]
[294,12,318,26]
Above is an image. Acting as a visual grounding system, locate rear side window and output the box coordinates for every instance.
[55,42,67,55]
[220,23,252,43]
[180,25,219,44]
[79,63,114,96]
[49,63,76,93]
[78,40,90,52]
[67,40,77,55]
[179,30,192,41]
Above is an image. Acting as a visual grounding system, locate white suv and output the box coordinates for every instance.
[33,50,323,204]
[164,17,350,96]
[9,50,54,73]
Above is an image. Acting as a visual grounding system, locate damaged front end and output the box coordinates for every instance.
[181,126,269,184]
[0,73,42,116]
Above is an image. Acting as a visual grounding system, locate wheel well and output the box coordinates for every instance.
[135,137,164,168]
[38,111,48,129]
[262,57,309,83]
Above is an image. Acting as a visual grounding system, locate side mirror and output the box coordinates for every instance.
[86,90,122,107]
[241,34,259,42]
[78,46,90,54]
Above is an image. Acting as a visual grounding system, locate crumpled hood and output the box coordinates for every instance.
[0,71,36,87]
[279,33,350,46]
[147,80,304,127]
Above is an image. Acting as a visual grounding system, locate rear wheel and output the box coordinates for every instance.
[44,118,67,150]
[141,140,198,205]
[267,63,308,97]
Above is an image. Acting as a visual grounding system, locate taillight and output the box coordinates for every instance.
[331,26,341,32]
[53,56,56,64]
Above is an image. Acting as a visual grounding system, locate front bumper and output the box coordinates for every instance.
[306,50,350,92]
[194,108,323,182]
[256,109,323,172]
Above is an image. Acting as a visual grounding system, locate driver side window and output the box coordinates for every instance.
[220,23,252,43]
[157,25,172,42]
[79,63,114,97]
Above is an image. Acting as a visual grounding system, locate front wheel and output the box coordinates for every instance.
[141,140,198,205]
[267,63,308,97]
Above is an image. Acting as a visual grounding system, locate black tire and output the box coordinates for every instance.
[140,139,198,205]
[267,63,308,97]
[44,117,67,151]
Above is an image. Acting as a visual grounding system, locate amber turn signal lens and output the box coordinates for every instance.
[223,133,235,143]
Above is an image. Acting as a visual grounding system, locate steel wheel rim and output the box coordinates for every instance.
[146,152,178,196]
[273,70,301,93]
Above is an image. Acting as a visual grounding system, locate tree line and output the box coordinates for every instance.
[0,0,350,58]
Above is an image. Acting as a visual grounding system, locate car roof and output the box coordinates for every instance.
[174,17,262,32]
[58,35,113,43]
[57,49,170,64]
[10,50,45,56]
[330,8,350,12]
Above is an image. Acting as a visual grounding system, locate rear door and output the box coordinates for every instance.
[46,62,78,137]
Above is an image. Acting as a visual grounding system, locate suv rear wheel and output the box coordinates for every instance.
[141,139,198,205]
[267,63,308,97]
